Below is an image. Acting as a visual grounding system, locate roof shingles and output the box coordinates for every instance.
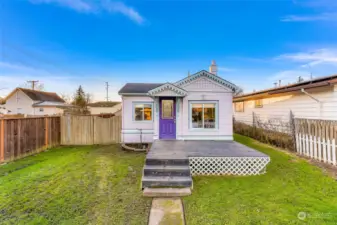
[19,88,65,103]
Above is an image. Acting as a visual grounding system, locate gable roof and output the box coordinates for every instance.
[175,70,240,92]
[4,88,65,103]
[118,83,164,95]
[148,83,188,96]
[87,101,121,107]
[118,70,240,96]
[234,74,337,102]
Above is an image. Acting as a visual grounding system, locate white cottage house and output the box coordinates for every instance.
[118,61,240,143]
[2,88,71,116]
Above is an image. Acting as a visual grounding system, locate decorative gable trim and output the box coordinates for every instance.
[148,83,188,96]
[174,70,240,92]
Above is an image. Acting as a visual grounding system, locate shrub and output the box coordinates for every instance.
[234,121,295,151]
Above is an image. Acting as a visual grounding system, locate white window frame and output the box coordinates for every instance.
[255,99,263,108]
[132,102,154,122]
[235,102,244,112]
[189,101,218,130]
[39,108,44,112]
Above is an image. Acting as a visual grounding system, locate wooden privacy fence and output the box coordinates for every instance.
[295,118,337,166]
[61,115,121,145]
[0,117,61,162]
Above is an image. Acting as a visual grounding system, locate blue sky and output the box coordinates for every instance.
[1,0,337,101]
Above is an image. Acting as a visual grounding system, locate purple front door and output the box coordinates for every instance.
[159,97,176,139]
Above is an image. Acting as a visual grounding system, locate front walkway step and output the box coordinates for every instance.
[143,187,191,197]
[142,176,192,188]
[148,198,185,225]
[144,165,191,176]
[146,158,189,166]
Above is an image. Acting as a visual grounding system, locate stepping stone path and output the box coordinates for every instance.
[148,198,185,225]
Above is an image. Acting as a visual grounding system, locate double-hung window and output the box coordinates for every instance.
[190,101,217,129]
[133,103,153,121]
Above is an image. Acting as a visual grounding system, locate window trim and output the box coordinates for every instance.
[189,101,218,130]
[255,99,263,108]
[235,101,244,112]
[132,102,154,122]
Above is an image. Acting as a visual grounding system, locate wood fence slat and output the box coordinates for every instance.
[0,120,4,162]
[0,117,61,162]
[60,115,121,145]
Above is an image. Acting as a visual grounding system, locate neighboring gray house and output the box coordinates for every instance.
[2,88,71,116]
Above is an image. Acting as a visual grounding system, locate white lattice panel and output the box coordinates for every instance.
[189,157,270,176]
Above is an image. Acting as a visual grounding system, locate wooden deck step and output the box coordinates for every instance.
[145,158,189,166]
[144,165,191,176]
[142,175,192,188]
[143,187,191,197]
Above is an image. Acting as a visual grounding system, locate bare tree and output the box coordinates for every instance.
[60,93,71,104]
[234,86,244,96]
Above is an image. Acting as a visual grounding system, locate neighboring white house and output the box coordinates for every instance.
[2,88,71,116]
[87,101,121,115]
[233,74,337,129]
[118,61,240,143]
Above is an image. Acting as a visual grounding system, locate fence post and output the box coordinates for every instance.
[252,112,256,137]
[0,120,4,162]
[289,111,296,151]
[45,117,49,148]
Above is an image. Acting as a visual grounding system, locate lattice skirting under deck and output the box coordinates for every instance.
[189,157,271,176]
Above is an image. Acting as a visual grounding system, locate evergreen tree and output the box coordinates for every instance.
[72,85,87,108]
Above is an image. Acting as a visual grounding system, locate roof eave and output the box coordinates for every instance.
[234,80,336,102]
[119,93,149,96]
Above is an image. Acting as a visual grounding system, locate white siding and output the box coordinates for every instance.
[32,106,64,116]
[4,90,64,116]
[181,77,232,92]
[121,96,154,143]
[234,85,337,126]
[88,103,122,115]
[179,92,233,140]
[5,90,34,115]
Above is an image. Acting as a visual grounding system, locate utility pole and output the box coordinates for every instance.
[27,80,39,90]
[105,82,109,101]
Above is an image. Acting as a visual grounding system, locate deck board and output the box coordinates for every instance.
[147,140,269,159]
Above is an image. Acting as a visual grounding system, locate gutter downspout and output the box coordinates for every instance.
[301,88,322,118]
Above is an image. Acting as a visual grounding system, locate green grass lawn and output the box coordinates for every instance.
[184,134,337,225]
[0,145,151,225]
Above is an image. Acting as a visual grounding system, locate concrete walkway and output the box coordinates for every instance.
[148,198,185,225]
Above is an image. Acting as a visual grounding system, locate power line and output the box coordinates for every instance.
[105,82,109,102]
[27,80,39,90]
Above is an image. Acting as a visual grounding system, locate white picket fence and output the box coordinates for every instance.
[296,133,337,166]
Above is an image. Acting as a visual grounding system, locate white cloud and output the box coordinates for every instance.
[30,0,92,12]
[282,0,337,22]
[269,70,311,84]
[276,49,337,67]
[103,1,145,24]
[217,67,236,72]
[28,0,145,24]
[281,13,337,22]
